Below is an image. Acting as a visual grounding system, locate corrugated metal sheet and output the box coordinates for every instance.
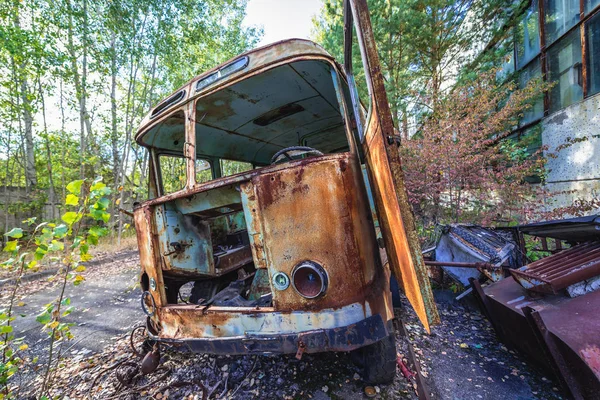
[511,241,600,293]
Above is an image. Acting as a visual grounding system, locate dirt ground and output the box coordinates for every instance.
[6,251,564,399]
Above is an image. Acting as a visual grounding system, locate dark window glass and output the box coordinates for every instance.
[547,30,583,113]
[519,58,544,125]
[159,155,186,193]
[497,40,516,81]
[585,0,600,13]
[516,0,541,68]
[520,125,543,155]
[587,12,600,96]
[545,0,580,45]
[196,159,212,184]
[220,159,253,177]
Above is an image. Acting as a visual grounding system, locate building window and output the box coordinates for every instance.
[544,0,580,45]
[516,0,541,68]
[587,12,600,96]
[519,58,544,124]
[547,30,583,113]
[497,40,516,81]
[585,0,600,14]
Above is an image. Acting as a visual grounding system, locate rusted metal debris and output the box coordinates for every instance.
[431,224,520,286]
[511,241,600,294]
[474,277,600,399]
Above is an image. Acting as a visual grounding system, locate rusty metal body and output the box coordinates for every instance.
[132,0,437,361]
[134,153,394,354]
[470,217,600,399]
[473,277,600,399]
[510,241,600,294]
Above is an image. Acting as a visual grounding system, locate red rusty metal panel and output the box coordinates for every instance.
[246,153,390,318]
[345,0,439,331]
[511,241,600,293]
[134,206,167,309]
[483,278,600,398]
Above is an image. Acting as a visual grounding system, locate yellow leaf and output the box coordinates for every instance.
[459,343,469,349]
[49,321,59,329]
[17,301,25,307]
[18,344,28,351]
[75,265,86,272]
[80,253,92,262]
[116,198,121,205]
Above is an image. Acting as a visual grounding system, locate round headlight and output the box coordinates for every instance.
[292,261,328,299]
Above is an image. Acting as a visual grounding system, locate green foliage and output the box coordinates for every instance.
[0,0,262,234]
[313,0,522,131]
[0,177,111,397]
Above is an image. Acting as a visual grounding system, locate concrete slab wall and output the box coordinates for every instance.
[541,92,600,214]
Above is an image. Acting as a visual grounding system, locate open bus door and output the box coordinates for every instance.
[343,0,440,332]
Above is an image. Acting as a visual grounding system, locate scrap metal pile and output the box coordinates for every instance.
[429,215,600,400]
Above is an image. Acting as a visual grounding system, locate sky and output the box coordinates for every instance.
[242,0,324,46]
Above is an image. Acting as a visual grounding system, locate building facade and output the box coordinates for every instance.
[500,0,600,213]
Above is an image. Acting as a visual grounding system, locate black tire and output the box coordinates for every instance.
[352,332,397,384]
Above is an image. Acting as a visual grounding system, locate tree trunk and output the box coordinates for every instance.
[12,5,37,192]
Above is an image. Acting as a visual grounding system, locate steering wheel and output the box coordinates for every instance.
[270,146,324,164]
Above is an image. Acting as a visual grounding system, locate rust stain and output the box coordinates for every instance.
[347,0,439,331]
[249,154,384,314]
[581,345,600,379]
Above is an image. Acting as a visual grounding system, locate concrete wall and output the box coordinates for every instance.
[0,187,62,233]
[541,92,600,214]
[0,187,135,234]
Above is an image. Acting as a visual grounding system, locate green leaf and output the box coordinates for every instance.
[90,180,106,192]
[61,212,80,226]
[35,312,51,325]
[89,226,108,237]
[93,197,110,210]
[88,235,98,245]
[71,236,82,249]
[65,194,79,206]
[66,179,84,195]
[89,209,110,223]
[62,307,74,316]
[1,258,15,266]
[61,297,71,306]
[4,228,23,239]
[3,240,18,252]
[23,217,37,226]
[0,325,14,334]
[53,224,68,238]
[48,240,64,252]
[34,247,47,260]
[73,275,85,286]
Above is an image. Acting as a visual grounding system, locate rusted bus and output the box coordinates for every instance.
[132,0,438,384]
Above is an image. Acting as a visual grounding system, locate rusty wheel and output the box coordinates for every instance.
[352,332,397,384]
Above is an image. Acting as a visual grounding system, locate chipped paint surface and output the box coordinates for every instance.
[132,5,437,355]
[345,0,439,331]
[158,302,372,339]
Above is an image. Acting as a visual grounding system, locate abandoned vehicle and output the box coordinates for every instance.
[133,0,438,383]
